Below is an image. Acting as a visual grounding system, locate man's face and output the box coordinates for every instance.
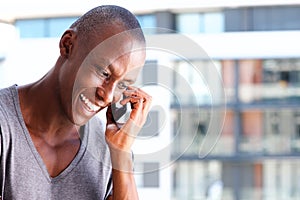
[70,33,145,126]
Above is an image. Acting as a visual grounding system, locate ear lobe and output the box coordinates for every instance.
[59,29,75,58]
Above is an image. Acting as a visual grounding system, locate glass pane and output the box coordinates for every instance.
[15,17,78,38]
[172,109,231,157]
[142,60,157,84]
[240,110,264,153]
[172,60,223,106]
[139,110,159,137]
[143,162,160,187]
[203,12,225,33]
[240,109,300,154]
[173,160,300,200]
[262,59,300,102]
[136,14,156,34]
[263,160,300,199]
[238,60,263,103]
[176,13,202,34]
[213,109,235,155]
[15,19,46,38]
[173,161,224,199]
[48,17,78,37]
[221,60,236,103]
[239,59,300,103]
[134,162,160,188]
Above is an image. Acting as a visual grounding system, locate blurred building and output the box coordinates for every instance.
[1,1,300,199]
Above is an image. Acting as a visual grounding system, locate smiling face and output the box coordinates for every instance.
[69,31,146,126]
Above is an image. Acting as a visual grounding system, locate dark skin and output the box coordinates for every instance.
[18,24,151,200]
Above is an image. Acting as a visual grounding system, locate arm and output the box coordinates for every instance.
[105,87,152,200]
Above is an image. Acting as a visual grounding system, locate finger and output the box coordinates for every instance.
[123,88,137,96]
[122,88,150,105]
[131,97,144,114]
[124,86,149,98]
[142,94,152,113]
[119,87,152,125]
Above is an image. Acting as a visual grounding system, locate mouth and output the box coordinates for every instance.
[79,93,101,112]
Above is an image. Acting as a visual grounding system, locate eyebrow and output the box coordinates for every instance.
[122,78,135,84]
[107,64,136,84]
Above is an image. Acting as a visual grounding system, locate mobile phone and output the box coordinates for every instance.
[111,100,127,121]
[111,94,131,123]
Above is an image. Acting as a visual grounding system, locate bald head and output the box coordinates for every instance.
[70,5,145,48]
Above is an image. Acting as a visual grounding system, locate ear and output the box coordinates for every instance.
[59,29,76,58]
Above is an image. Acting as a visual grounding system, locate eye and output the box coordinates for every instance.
[117,82,128,90]
[96,67,110,79]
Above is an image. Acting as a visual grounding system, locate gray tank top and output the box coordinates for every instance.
[0,85,112,200]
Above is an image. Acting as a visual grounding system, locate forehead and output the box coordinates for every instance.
[110,49,145,81]
[87,32,146,72]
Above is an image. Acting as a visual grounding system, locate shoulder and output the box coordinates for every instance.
[0,85,17,98]
[0,85,17,121]
[0,85,14,105]
[0,85,18,107]
[0,85,19,147]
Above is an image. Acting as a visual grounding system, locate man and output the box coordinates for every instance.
[0,5,151,200]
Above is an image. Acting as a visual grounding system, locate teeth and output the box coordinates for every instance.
[79,94,100,112]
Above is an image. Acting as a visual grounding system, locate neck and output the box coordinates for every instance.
[18,63,79,142]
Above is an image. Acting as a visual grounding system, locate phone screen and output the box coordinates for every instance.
[111,94,131,125]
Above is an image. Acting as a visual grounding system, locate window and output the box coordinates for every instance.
[15,19,45,38]
[262,59,300,102]
[173,161,222,199]
[176,13,202,34]
[225,6,300,32]
[237,59,300,103]
[136,14,156,34]
[142,60,158,85]
[240,109,300,154]
[15,17,78,38]
[173,60,222,105]
[48,17,78,37]
[135,162,160,188]
[176,12,224,34]
[203,12,225,33]
[172,109,232,156]
[139,110,159,137]
[263,59,300,86]
[293,112,300,152]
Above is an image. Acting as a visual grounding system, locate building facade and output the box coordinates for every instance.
[1,1,300,199]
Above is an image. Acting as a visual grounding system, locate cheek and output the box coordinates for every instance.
[75,68,104,89]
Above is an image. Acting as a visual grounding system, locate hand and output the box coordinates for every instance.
[105,86,152,153]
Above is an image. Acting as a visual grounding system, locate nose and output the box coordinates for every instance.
[97,81,116,105]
